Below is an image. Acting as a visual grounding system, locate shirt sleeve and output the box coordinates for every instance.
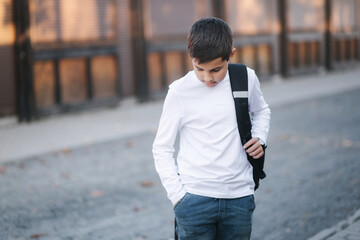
[152,87,187,205]
[247,68,271,144]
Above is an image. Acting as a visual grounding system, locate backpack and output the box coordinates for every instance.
[228,63,266,190]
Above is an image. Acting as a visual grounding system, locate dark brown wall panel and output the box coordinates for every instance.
[0,46,16,116]
[0,0,16,116]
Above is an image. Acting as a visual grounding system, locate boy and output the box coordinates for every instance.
[152,17,270,239]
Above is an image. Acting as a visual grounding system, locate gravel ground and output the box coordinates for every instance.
[0,89,359,240]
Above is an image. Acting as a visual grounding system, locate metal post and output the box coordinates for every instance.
[160,52,167,89]
[254,45,260,73]
[181,51,189,76]
[324,0,333,70]
[54,59,61,105]
[86,58,93,100]
[115,54,122,99]
[356,0,360,61]
[130,0,149,102]
[278,0,288,77]
[212,0,225,20]
[13,0,34,121]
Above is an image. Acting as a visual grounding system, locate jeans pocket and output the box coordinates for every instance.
[229,195,256,213]
[173,192,189,210]
[249,194,256,211]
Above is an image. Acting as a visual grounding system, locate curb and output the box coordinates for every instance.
[307,209,360,240]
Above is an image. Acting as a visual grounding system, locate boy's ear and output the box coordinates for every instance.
[229,48,237,60]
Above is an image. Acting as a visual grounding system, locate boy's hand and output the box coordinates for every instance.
[243,137,264,159]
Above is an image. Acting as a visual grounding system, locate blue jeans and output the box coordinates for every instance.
[174,193,255,240]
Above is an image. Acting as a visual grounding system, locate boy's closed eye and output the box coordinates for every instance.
[196,67,222,72]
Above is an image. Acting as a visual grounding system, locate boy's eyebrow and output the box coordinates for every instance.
[194,64,224,71]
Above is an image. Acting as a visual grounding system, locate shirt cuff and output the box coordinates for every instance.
[257,137,266,146]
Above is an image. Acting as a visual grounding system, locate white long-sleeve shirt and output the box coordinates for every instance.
[152,68,270,205]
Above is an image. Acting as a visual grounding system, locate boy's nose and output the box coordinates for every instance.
[204,73,213,82]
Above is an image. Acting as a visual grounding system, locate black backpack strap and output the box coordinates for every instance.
[228,63,266,190]
[228,64,252,145]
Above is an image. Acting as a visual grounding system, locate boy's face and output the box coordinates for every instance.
[192,57,229,87]
[192,49,235,88]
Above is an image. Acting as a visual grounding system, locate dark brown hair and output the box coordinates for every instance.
[187,17,233,64]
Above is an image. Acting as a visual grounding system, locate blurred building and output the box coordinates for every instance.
[0,0,359,121]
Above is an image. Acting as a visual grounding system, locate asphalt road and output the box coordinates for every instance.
[252,88,360,240]
[0,89,359,240]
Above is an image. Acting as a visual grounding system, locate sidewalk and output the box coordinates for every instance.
[307,209,360,240]
[0,68,359,239]
[1,68,360,164]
